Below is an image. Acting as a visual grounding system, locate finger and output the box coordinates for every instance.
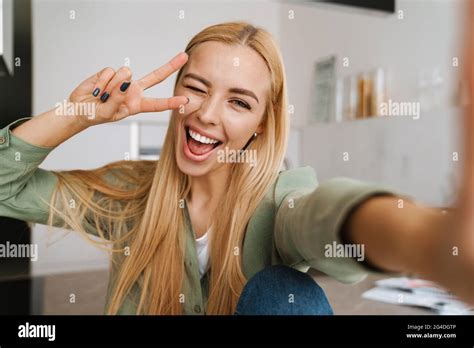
[140,96,189,113]
[98,66,133,103]
[90,67,116,97]
[76,67,110,88]
[138,52,188,90]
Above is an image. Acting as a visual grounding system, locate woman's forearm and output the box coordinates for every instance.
[343,196,448,280]
[12,108,89,148]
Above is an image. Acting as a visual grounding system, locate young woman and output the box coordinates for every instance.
[0,20,473,315]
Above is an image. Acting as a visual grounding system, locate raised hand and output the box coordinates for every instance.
[68,52,189,126]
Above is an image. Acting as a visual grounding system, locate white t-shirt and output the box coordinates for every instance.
[195,230,210,278]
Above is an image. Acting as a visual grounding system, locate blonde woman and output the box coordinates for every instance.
[0,21,473,315]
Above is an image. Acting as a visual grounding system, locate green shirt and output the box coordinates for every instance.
[0,117,396,315]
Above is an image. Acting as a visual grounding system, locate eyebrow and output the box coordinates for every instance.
[183,73,260,104]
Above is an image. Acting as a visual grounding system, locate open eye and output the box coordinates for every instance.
[230,99,251,110]
[185,85,206,94]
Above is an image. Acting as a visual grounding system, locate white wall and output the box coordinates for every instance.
[280,0,466,127]
[280,0,466,206]
[31,0,282,275]
[301,107,462,206]
[2,0,14,74]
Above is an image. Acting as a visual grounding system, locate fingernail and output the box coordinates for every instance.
[120,82,131,92]
[92,88,100,97]
[100,92,110,102]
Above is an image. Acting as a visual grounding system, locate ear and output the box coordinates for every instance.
[255,123,264,134]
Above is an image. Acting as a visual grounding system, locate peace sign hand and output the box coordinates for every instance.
[67,52,189,127]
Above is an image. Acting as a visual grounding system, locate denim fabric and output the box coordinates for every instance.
[235,265,334,315]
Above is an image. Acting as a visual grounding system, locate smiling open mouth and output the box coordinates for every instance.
[185,126,223,156]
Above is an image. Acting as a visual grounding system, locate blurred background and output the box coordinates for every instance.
[0,0,469,314]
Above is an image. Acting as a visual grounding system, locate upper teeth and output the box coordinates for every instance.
[188,128,219,144]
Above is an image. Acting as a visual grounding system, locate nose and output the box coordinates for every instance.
[195,95,222,126]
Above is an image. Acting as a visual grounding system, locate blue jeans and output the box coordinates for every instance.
[234,265,334,315]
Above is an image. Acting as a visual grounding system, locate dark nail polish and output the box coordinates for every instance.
[120,82,131,92]
[92,88,100,97]
[100,92,110,102]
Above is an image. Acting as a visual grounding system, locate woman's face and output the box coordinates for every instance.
[173,41,271,177]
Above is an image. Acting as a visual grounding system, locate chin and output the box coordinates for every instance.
[176,154,216,177]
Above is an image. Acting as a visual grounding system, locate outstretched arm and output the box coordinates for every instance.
[344,2,474,305]
[342,197,451,285]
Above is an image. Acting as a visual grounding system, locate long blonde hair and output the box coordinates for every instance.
[48,22,289,315]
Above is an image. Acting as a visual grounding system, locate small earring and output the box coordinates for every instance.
[254,132,258,137]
